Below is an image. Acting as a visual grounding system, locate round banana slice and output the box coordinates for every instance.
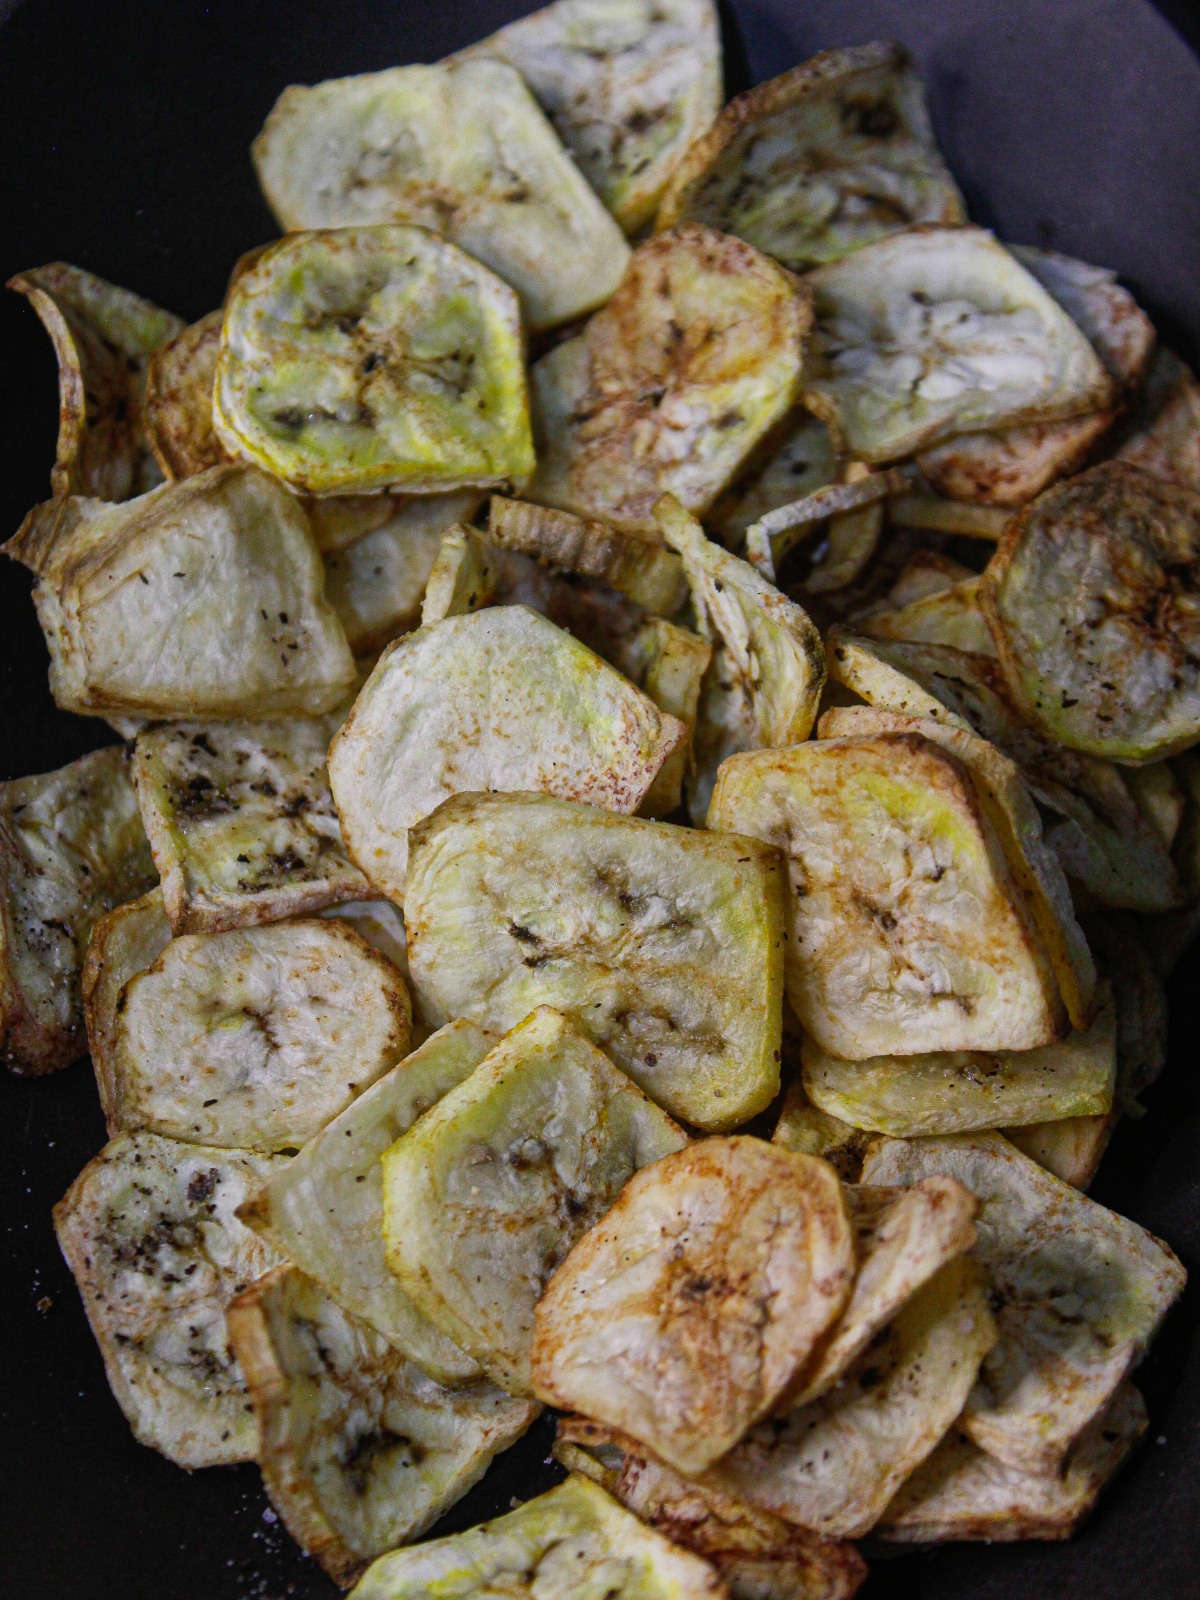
[214,226,534,497]
[980,462,1200,762]
[143,310,230,480]
[531,1137,853,1476]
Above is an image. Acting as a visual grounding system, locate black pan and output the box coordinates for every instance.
[2,3,1199,1596]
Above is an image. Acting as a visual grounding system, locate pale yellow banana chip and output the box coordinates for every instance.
[706,411,842,546]
[772,1080,871,1182]
[884,550,978,607]
[418,523,500,629]
[1003,1115,1116,1192]
[53,1130,285,1467]
[227,1266,536,1586]
[1115,346,1200,490]
[602,616,711,818]
[381,1006,687,1396]
[143,310,231,479]
[532,1137,854,1474]
[83,888,173,1128]
[886,487,1013,540]
[404,792,786,1130]
[859,576,996,657]
[743,470,900,584]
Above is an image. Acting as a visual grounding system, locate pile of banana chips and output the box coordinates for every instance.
[8,6,1198,1595]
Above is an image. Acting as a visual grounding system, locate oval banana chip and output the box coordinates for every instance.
[531,1137,854,1474]
[83,888,173,1127]
[252,59,630,331]
[143,310,230,480]
[214,225,534,496]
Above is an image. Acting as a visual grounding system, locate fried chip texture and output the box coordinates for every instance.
[404,793,786,1130]
[1115,346,1200,490]
[143,310,230,479]
[53,1131,285,1467]
[10,262,184,499]
[381,1007,686,1396]
[803,228,1114,463]
[327,607,685,899]
[707,411,842,546]
[348,1473,725,1600]
[227,1266,536,1586]
[460,0,722,233]
[603,617,711,818]
[532,1138,854,1473]
[253,60,629,331]
[238,1020,491,1385]
[6,465,357,719]
[861,1132,1186,1474]
[528,227,810,533]
[110,918,411,1151]
[656,42,963,270]
[859,577,996,657]
[772,1081,872,1182]
[83,887,173,1126]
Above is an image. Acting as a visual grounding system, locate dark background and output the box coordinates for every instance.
[3,2,1200,1596]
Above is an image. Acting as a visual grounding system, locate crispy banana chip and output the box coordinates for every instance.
[1003,1116,1115,1192]
[349,1473,725,1600]
[53,1131,285,1467]
[743,470,900,584]
[460,0,722,234]
[1011,246,1157,392]
[603,617,711,818]
[885,550,977,607]
[532,1137,854,1473]
[0,745,156,1075]
[801,983,1116,1138]
[707,411,842,546]
[528,227,810,533]
[110,918,411,1151]
[238,1020,491,1385]
[656,42,964,270]
[861,1131,1186,1475]
[1115,346,1200,490]
[227,1266,536,1586]
[772,1081,871,1182]
[980,462,1200,762]
[328,606,685,899]
[143,310,230,479]
[804,228,1114,463]
[83,888,173,1126]
[405,792,786,1130]
[253,60,629,331]
[886,487,1012,540]
[707,734,1072,1059]
[215,227,534,496]
[877,1381,1147,1544]
[10,262,184,499]
[1124,760,1185,850]
[859,577,996,656]
[381,1006,686,1396]
[419,524,499,628]
[6,465,357,719]
[702,1257,996,1539]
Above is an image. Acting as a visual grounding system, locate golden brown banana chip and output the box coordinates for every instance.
[702,1256,996,1539]
[706,411,842,546]
[528,227,810,533]
[214,226,533,496]
[602,616,711,818]
[656,42,964,270]
[1115,346,1200,490]
[109,918,411,1152]
[381,1006,687,1397]
[861,1131,1186,1475]
[404,792,786,1130]
[349,1473,726,1600]
[459,0,722,234]
[10,262,184,499]
[238,1020,491,1385]
[253,60,630,331]
[327,606,686,899]
[6,465,357,720]
[83,888,173,1127]
[0,745,157,1076]
[226,1266,537,1586]
[877,1382,1147,1544]
[531,1137,854,1474]
[143,310,230,479]
[772,1081,871,1183]
[803,228,1114,464]
[980,462,1200,763]
[132,717,367,933]
[53,1131,285,1468]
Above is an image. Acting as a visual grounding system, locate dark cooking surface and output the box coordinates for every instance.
[2,3,1200,1596]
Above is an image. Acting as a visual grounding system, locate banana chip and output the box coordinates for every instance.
[419,524,499,628]
[348,1474,725,1600]
[980,462,1200,762]
[886,487,1013,540]
[0,746,156,1076]
[861,1131,1187,1475]
[460,0,722,234]
[1003,1115,1115,1192]
[702,1257,996,1539]
[528,227,810,533]
[707,412,842,546]
[656,42,964,270]
[803,228,1114,463]
[109,918,411,1151]
[877,1382,1147,1544]
[53,1131,285,1467]
[532,1137,854,1473]
[238,1020,491,1385]
[226,1266,537,1586]
[6,465,357,719]
[381,1006,687,1396]
[83,888,173,1127]
[859,577,996,656]
[1124,761,1185,850]
[253,60,629,331]
[327,606,686,899]
[10,262,184,499]
[603,617,711,818]
[1115,346,1200,490]
[772,1081,871,1182]
[742,470,900,584]
[143,310,230,480]
[885,550,977,607]
[404,793,786,1130]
